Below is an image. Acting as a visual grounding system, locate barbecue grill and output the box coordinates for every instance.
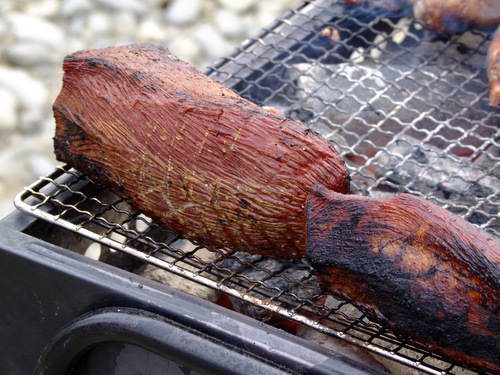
[2,0,499,374]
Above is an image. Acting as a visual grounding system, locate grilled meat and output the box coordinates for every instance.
[489,26,500,108]
[411,0,500,34]
[306,184,500,374]
[52,44,349,258]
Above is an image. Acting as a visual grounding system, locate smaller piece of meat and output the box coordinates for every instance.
[489,26,500,109]
[411,0,500,34]
[306,184,500,374]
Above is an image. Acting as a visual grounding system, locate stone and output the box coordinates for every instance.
[0,87,18,131]
[193,23,228,61]
[256,2,286,28]
[112,11,137,37]
[86,12,111,37]
[218,0,255,13]
[214,9,243,37]
[96,0,146,14]
[29,154,56,177]
[60,0,92,17]
[5,42,59,67]
[0,19,7,39]
[6,13,65,51]
[0,196,15,220]
[0,66,48,132]
[137,18,165,42]
[165,0,202,25]
[24,0,60,18]
[0,67,47,111]
[168,35,202,67]
[19,107,47,133]
[67,15,86,36]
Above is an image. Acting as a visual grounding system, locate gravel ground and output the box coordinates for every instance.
[0,0,299,219]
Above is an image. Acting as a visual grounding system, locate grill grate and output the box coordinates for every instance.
[15,0,499,374]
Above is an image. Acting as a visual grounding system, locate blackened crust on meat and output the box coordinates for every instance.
[306,184,500,374]
[53,106,130,199]
[53,44,350,259]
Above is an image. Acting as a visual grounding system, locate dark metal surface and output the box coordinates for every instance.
[13,0,499,374]
[0,213,381,375]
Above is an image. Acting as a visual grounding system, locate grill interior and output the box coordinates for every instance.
[14,0,499,374]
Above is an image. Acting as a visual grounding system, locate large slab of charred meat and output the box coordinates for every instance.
[52,44,350,258]
[306,184,500,374]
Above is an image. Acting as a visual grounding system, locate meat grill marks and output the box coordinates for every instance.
[53,44,350,259]
[306,184,500,374]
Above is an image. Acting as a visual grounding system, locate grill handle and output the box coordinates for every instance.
[34,306,291,375]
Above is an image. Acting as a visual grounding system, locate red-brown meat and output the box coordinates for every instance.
[306,184,500,374]
[411,0,500,34]
[53,44,350,258]
[489,26,500,108]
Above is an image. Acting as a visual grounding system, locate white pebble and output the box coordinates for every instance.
[96,0,146,14]
[0,66,47,111]
[24,0,60,18]
[64,37,86,56]
[60,0,92,17]
[135,214,151,232]
[193,23,228,60]
[1,196,16,220]
[5,42,59,67]
[350,47,365,64]
[256,2,286,28]
[168,35,202,66]
[218,0,255,13]
[0,87,18,131]
[29,154,56,177]
[19,107,46,133]
[84,243,102,260]
[165,0,202,25]
[138,18,165,41]
[0,19,7,39]
[112,12,137,37]
[370,33,387,60]
[67,15,86,36]
[215,9,243,37]
[0,202,13,220]
[6,13,65,51]
[86,12,111,37]
[170,238,198,252]
[239,14,261,38]
[391,17,411,45]
[110,229,127,244]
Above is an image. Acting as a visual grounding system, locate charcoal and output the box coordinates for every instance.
[217,252,321,322]
[375,134,500,230]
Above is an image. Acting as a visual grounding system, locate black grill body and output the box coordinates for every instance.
[0,211,383,375]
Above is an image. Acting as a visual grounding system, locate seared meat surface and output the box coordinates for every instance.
[306,185,500,374]
[411,0,500,34]
[53,44,349,258]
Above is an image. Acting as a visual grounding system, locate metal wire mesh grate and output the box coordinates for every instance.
[207,0,499,236]
[15,0,499,374]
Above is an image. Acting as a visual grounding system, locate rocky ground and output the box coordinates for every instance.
[0,0,298,218]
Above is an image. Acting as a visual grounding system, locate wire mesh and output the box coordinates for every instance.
[14,0,499,374]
